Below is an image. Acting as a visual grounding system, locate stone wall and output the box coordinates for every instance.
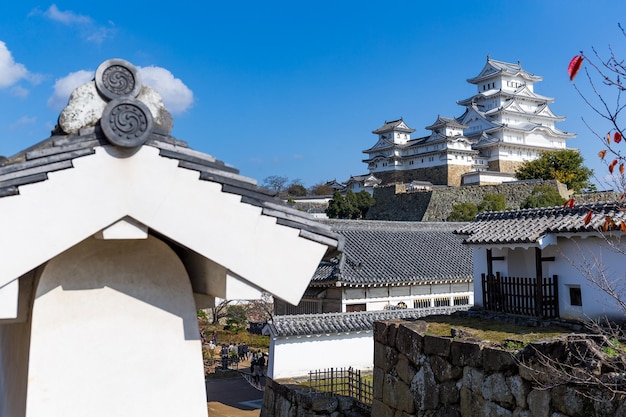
[372,319,626,417]
[260,378,369,417]
[367,179,568,221]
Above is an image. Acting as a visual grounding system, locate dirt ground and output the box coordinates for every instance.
[207,401,260,417]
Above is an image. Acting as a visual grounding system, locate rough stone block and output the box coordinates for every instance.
[527,389,551,417]
[439,380,460,405]
[373,366,385,401]
[382,373,415,414]
[410,361,439,411]
[308,394,338,413]
[395,353,417,385]
[460,385,484,416]
[433,404,462,417]
[506,375,529,409]
[551,385,588,417]
[423,335,452,357]
[374,320,402,346]
[396,321,427,364]
[371,398,394,417]
[450,339,482,367]
[462,366,484,394]
[429,354,462,382]
[482,400,513,417]
[482,373,513,407]
[482,346,515,372]
[374,341,398,373]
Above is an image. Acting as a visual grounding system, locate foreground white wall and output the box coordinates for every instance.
[268,332,372,379]
[25,236,207,417]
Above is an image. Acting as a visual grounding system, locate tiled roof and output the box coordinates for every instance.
[455,203,625,245]
[372,119,415,134]
[266,306,471,337]
[311,220,473,286]
[0,126,342,256]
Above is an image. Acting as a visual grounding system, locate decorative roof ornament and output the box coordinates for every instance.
[57,58,172,147]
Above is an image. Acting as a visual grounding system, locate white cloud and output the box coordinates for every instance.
[10,116,37,130]
[32,5,115,44]
[47,70,93,110]
[139,66,194,114]
[0,41,29,89]
[43,4,91,25]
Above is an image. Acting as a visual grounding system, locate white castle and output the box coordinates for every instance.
[362,56,575,187]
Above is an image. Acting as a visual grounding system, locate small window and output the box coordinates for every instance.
[346,303,366,312]
[569,287,583,306]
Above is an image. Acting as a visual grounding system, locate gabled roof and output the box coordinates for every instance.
[467,57,542,84]
[311,220,473,286]
[0,58,342,306]
[372,118,415,134]
[455,203,626,246]
[425,116,468,131]
[266,306,471,337]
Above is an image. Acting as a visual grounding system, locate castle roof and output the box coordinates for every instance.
[455,203,625,246]
[372,118,415,134]
[467,57,543,84]
[310,220,473,287]
[266,306,470,337]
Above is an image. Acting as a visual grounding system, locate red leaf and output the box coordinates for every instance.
[621,164,625,175]
[563,198,575,209]
[607,132,612,144]
[568,55,584,81]
[621,221,626,232]
[598,150,607,160]
[584,210,593,225]
[609,159,618,174]
[615,131,623,143]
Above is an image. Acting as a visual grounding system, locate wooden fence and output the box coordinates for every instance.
[307,367,372,410]
[481,273,559,318]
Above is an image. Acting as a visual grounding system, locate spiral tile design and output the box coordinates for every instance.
[101,98,153,148]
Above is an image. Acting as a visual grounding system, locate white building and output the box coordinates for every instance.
[273,220,474,315]
[455,203,626,322]
[362,57,575,186]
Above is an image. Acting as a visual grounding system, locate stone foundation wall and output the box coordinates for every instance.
[372,319,626,417]
[260,378,369,417]
[367,179,567,221]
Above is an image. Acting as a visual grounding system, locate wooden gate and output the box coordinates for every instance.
[481,273,559,318]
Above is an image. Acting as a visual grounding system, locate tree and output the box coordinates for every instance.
[208,299,233,325]
[447,202,478,222]
[477,193,507,212]
[224,304,247,332]
[285,182,307,197]
[326,190,375,219]
[262,175,289,193]
[309,182,334,196]
[520,185,566,209]
[515,149,593,192]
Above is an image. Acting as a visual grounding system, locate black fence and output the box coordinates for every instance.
[481,273,559,318]
[308,367,373,410]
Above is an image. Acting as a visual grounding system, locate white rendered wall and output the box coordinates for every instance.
[268,332,372,379]
[472,237,626,321]
[25,236,207,417]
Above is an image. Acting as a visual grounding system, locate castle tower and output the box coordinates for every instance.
[457,56,575,173]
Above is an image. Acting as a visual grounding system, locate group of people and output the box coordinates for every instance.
[200,329,267,378]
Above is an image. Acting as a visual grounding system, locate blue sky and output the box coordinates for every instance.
[0,1,625,188]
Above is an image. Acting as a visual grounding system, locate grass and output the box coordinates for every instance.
[421,314,575,348]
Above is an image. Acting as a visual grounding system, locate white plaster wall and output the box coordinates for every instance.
[473,238,626,321]
[25,236,207,417]
[268,332,372,379]
[553,237,626,321]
